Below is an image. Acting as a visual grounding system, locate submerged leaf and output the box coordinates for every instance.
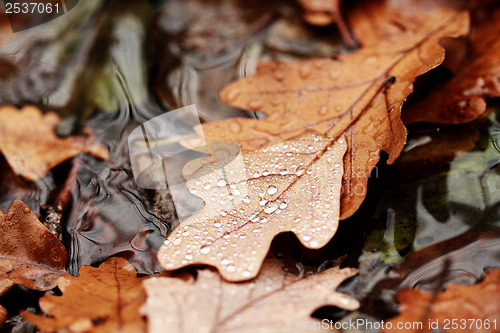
[0,200,67,296]
[159,2,469,281]
[143,258,359,333]
[384,269,500,333]
[23,257,147,333]
[0,105,108,181]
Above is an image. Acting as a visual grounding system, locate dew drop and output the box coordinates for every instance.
[264,202,278,214]
[298,64,312,79]
[221,258,230,266]
[303,235,311,241]
[267,185,278,195]
[5,213,13,221]
[319,106,328,116]
[243,196,251,204]
[185,254,193,260]
[248,100,263,110]
[200,245,211,254]
[262,170,270,176]
[252,171,260,178]
[203,182,212,190]
[23,207,31,214]
[214,222,221,228]
[217,179,226,187]
[229,121,242,134]
[295,165,306,175]
[242,270,252,278]
[226,88,241,102]
[279,202,287,209]
[259,199,267,206]
[173,238,182,246]
[226,265,236,272]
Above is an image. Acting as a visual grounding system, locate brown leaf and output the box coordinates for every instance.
[0,105,108,181]
[403,5,500,124]
[23,257,147,333]
[383,269,500,333]
[0,305,7,327]
[159,2,469,281]
[0,200,67,296]
[143,258,359,333]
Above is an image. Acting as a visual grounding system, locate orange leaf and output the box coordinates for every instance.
[23,257,147,333]
[0,105,108,181]
[0,200,67,296]
[383,269,500,333]
[403,5,500,124]
[158,2,469,281]
[143,258,359,333]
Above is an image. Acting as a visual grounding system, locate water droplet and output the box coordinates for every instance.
[242,270,252,278]
[23,207,31,214]
[226,88,241,102]
[262,170,270,176]
[259,199,267,206]
[220,210,227,216]
[226,265,236,272]
[279,169,288,175]
[200,245,211,254]
[280,202,287,209]
[310,240,319,247]
[229,121,242,134]
[319,106,328,116]
[173,238,182,246]
[267,185,278,195]
[303,235,311,241]
[264,202,278,214]
[214,222,221,228]
[203,182,212,190]
[295,165,306,175]
[217,179,226,187]
[243,196,251,204]
[223,232,231,239]
[248,100,263,110]
[233,189,241,196]
[252,171,260,178]
[299,64,312,79]
[5,212,13,221]
[185,254,193,260]
[221,258,230,266]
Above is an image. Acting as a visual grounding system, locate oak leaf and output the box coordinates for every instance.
[383,269,500,333]
[0,200,67,296]
[0,105,108,181]
[23,257,147,333]
[143,258,359,333]
[158,2,469,281]
[403,5,500,124]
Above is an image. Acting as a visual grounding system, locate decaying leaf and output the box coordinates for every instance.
[0,105,108,181]
[159,2,469,281]
[0,200,67,296]
[384,269,500,333]
[23,257,147,333]
[143,258,359,333]
[403,5,500,124]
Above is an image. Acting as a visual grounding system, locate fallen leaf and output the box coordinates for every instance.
[23,257,147,333]
[143,258,359,333]
[0,105,108,181]
[0,200,67,297]
[159,2,469,281]
[403,5,500,124]
[0,305,6,327]
[383,269,500,333]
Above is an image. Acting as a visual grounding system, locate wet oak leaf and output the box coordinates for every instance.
[0,200,67,296]
[160,3,469,281]
[143,258,359,333]
[383,269,500,333]
[23,257,147,333]
[0,105,108,181]
[403,5,500,124]
[160,133,346,281]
